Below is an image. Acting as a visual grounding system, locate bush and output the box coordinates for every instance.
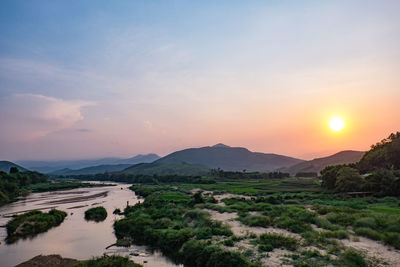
[326,212,355,226]
[238,213,271,228]
[314,217,340,231]
[354,227,381,241]
[276,217,312,233]
[181,240,253,267]
[383,232,400,249]
[257,233,299,251]
[339,249,367,267]
[85,206,107,222]
[223,239,234,247]
[354,217,377,229]
[320,230,349,239]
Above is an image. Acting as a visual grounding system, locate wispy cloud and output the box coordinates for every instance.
[0,94,95,141]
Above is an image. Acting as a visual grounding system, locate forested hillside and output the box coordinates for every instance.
[321,132,400,196]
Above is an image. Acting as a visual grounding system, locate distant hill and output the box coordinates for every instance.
[17,154,160,173]
[123,161,210,176]
[123,144,303,175]
[0,161,28,173]
[49,164,133,175]
[282,150,365,174]
[155,144,303,172]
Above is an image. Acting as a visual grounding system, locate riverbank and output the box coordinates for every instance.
[16,254,142,267]
[0,183,178,267]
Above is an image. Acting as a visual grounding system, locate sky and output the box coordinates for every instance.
[0,0,399,161]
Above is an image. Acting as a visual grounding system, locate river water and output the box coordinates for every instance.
[0,183,179,267]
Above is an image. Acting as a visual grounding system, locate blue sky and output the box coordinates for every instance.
[1,1,399,160]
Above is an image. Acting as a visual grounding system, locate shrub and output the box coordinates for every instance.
[113,208,122,215]
[320,230,349,239]
[181,240,253,267]
[257,233,299,251]
[339,249,367,267]
[354,217,377,229]
[85,206,107,222]
[223,239,234,247]
[326,212,355,226]
[276,217,312,233]
[314,217,340,231]
[238,213,271,228]
[354,227,381,241]
[383,232,400,249]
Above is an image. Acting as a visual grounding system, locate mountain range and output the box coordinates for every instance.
[17,154,160,174]
[8,145,365,176]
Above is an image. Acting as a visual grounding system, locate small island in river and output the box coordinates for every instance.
[84,206,108,222]
[6,209,67,244]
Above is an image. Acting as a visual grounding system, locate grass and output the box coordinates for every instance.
[174,177,321,195]
[120,181,400,266]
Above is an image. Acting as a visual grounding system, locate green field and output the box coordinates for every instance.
[173,177,321,194]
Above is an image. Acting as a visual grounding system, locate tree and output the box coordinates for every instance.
[334,167,363,192]
[364,169,400,196]
[321,165,346,190]
[9,167,19,174]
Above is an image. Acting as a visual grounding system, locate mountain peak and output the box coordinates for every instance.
[212,143,230,148]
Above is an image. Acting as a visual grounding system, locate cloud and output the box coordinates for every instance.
[0,94,95,141]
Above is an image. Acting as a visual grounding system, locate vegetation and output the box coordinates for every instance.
[84,206,108,222]
[27,181,114,192]
[321,132,400,196]
[0,169,47,206]
[6,209,67,243]
[74,255,142,267]
[210,169,290,179]
[113,182,399,266]
[113,186,258,266]
[55,173,217,184]
[358,131,400,173]
[256,233,299,251]
[0,168,110,207]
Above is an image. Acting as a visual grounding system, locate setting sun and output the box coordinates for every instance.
[329,116,345,132]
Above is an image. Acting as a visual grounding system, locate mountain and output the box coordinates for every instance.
[49,164,133,175]
[17,154,160,173]
[282,150,365,174]
[123,144,304,175]
[123,161,210,176]
[155,144,303,172]
[0,161,28,173]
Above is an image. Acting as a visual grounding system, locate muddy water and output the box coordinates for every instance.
[0,183,179,267]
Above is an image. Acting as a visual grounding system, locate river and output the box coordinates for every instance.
[0,182,179,267]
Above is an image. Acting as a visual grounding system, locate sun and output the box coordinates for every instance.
[329,116,345,132]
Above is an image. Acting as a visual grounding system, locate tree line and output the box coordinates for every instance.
[0,168,47,206]
[321,131,400,196]
[209,168,290,179]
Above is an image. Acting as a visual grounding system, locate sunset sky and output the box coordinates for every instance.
[1,1,399,161]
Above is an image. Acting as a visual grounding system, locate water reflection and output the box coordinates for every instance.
[0,183,179,267]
